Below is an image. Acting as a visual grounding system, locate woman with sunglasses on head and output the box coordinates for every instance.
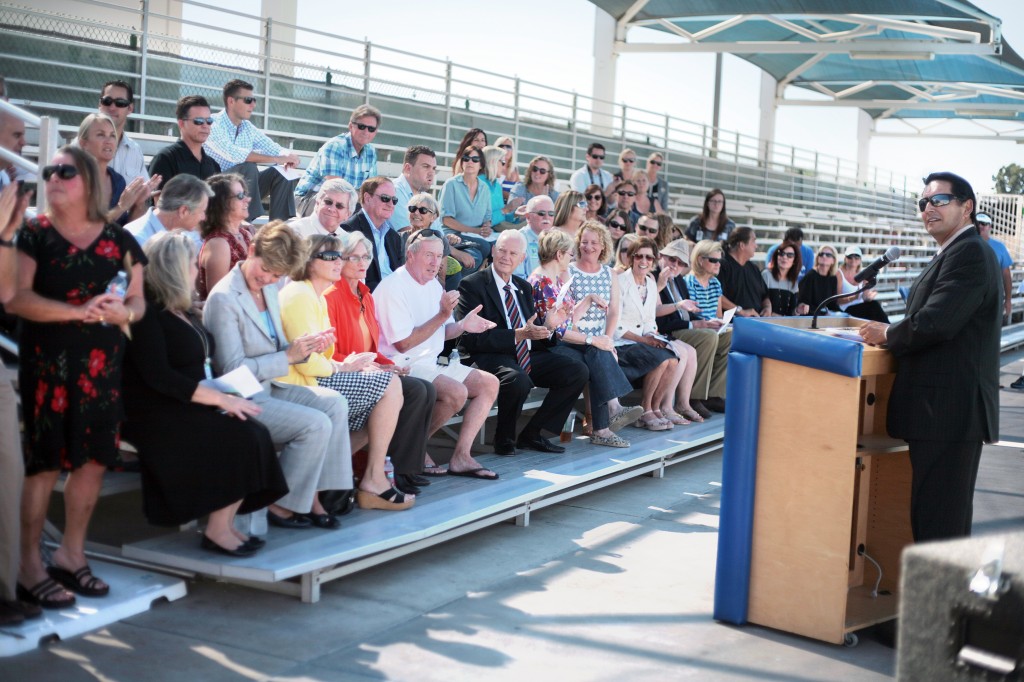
[584,183,607,221]
[405,193,479,290]
[796,244,846,316]
[645,153,669,215]
[77,113,158,226]
[122,230,287,557]
[552,190,587,241]
[762,239,802,316]
[440,144,492,265]
[494,136,520,196]
[325,230,437,487]
[279,233,414,509]
[685,189,735,245]
[453,128,487,173]
[615,237,698,429]
[8,147,147,608]
[197,173,253,300]
[506,155,559,215]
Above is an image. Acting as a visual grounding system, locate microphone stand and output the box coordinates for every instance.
[811,279,875,329]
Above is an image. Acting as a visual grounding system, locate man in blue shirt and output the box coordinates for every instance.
[124,174,210,249]
[976,212,1013,325]
[203,79,300,222]
[342,176,404,291]
[391,145,439,232]
[295,104,380,216]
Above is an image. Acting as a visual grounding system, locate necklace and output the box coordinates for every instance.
[175,310,213,380]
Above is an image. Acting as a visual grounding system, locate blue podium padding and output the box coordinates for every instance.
[731,316,863,378]
[713,350,761,624]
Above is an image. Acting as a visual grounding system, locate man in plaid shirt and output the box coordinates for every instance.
[294,104,380,217]
[204,79,300,221]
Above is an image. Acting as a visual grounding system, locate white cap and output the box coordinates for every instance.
[975,212,992,225]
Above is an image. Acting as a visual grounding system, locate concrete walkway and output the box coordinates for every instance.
[5,351,1023,681]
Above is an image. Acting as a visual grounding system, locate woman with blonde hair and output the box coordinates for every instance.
[494,135,520,189]
[796,244,846,316]
[77,113,155,225]
[481,145,514,231]
[684,239,728,321]
[552,190,586,240]
[506,155,559,214]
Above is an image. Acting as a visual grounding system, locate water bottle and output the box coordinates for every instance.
[449,348,461,366]
[106,270,128,298]
[560,409,576,443]
[384,456,394,486]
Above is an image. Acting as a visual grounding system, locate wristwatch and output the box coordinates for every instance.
[585,334,593,346]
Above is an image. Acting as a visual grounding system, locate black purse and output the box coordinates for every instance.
[319,489,356,516]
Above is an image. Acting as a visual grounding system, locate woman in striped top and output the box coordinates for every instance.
[684,240,727,321]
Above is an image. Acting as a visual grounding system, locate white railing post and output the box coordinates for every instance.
[620,104,627,141]
[262,17,273,130]
[363,40,372,104]
[138,0,150,128]
[570,94,578,167]
[513,77,521,146]
[444,61,452,158]
[37,115,60,213]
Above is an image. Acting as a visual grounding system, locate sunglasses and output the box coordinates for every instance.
[778,251,796,258]
[321,198,347,209]
[233,191,249,201]
[313,250,343,261]
[621,158,636,164]
[637,225,658,234]
[188,117,214,126]
[409,228,444,245]
[374,194,399,205]
[586,194,602,201]
[607,220,625,230]
[99,96,131,108]
[703,257,722,264]
[589,153,605,160]
[531,210,555,217]
[649,159,663,166]
[461,155,481,163]
[409,205,435,215]
[239,96,257,104]
[576,200,588,210]
[617,190,637,197]
[818,253,836,259]
[633,253,655,261]
[530,166,549,174]
[498,144,513,150]
[354,122,378,133]
[917,193,957,212]
[343,254,373,263]
[41,164,79,181]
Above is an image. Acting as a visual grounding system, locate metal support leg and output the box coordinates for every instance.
[301,570,322,603]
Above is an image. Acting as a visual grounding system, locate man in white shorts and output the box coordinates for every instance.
[374,229,502,480]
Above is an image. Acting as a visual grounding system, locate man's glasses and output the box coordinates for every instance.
[189,117,214,126]
[703,256,722,264]
[617,190,637,197]
[321,198,347,210]
[607,220,625,230]
[917,193,957,212]
[354,122,378,133]
[531,210,555,217]
[778,251,796,258]
[637,224,659,234]
[409,205,435,215]
[530,166,549,175]
[41,164,79,181]
[374,194,399,205]
[240,96,257,105]
[461,155,481,163]
[99,96,131,108]
[589,153,605,160]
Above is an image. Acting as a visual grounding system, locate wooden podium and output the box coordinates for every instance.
[713,316,914,646]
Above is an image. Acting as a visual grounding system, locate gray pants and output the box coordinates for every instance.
[252,382,352,513]
[0,374,23,600]
[670,327,730,400]
[228,162,298,222]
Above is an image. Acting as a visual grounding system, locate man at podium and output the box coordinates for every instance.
[859,171,1001,543]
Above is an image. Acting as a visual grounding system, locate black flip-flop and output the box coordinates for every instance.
[448,467,499,480]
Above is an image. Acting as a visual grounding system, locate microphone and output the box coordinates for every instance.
[854,246,901,283]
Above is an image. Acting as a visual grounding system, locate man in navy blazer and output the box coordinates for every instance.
[456,231,588,456]
[860,171,1001,543]
[343,176,404,291]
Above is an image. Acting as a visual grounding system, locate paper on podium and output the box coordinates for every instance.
[274,164,303,181]
[200,366,263,398]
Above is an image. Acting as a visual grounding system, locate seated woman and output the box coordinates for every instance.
[632,170,658,216]
[762,239,802,316]
[481,145,514,231]
[405,192,479,291]
[614,233,639,272]
[838,246,890,323]
[324,231,438,482]
[505,155,559,215]
[494,135,520,196]
[77,113,154,226]
[615,237,698,429]
[584,183,607,222]
[685,189,735,244]
[552,190,586,241]
[278,233,414,510]
[123,230,288,556]
[604,208,631,245]
[439,145,492,265]
[684,240,728,322]
[796,244,845,316]
[197,173,252,300]
[202,221,355,529]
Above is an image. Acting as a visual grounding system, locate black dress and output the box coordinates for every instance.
[122,302,287,526]
[17,216,147,475]
[798,270,842,314]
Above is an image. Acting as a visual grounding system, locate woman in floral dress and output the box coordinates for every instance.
[8,147,146,608]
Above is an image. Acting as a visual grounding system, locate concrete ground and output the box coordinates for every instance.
[5,351,1023,681]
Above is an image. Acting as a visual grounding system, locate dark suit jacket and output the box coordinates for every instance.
[455,267,556,356]
[655,270,703,334]
[343,212,404,292]
[886,228,1001,443]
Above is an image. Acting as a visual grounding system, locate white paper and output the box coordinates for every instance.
[200,365,263,398]
[274,164,303,181]
[554,275,574,308]
[718,307,736,335]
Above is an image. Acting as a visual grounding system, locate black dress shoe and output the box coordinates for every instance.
[298,512,341,529]
[688,399,713,420]
[493,440,517,456]
[516,434,566,453]
[703,397,726,413]
[201,535,258,557]
[402,473,430,487]
[267,509,312,529]
[394,476,421,496]
[243,535,266,549]
[1011,375,1024,390]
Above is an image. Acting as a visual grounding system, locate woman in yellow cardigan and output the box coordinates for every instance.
[278,233,412,512]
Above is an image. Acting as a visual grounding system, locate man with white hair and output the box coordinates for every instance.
[288,178,355,238]
[374,229,501,480]
[513,194,554,278]
[125,173,212,249]
[457,231,588,456]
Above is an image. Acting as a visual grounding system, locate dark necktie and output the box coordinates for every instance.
[504,284,531,374]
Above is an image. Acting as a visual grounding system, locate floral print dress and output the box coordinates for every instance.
[17,216,146,474]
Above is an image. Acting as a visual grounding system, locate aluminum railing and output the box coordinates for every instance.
[978,194,1024,260]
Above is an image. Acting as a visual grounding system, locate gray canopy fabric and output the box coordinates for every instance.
[591,1,1024,121]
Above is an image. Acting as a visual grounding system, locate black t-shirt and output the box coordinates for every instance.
[148,140,221,189]
[718,252,767,311]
